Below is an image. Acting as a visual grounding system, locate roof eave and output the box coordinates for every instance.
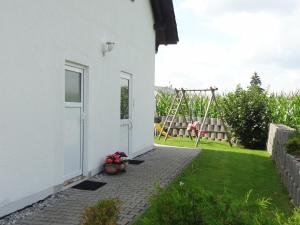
[150,0,179,52]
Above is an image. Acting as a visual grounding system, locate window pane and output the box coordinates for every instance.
[120,78,129,119]
[65,70,81,102]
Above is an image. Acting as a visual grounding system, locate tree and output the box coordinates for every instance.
[249,72,264,91]
[222,74,271,149]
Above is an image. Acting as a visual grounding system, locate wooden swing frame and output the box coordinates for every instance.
[158,87,233,147]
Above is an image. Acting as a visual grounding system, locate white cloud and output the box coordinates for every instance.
[211,10,300,68]
[155,0,300,92]
[155,42,300,92]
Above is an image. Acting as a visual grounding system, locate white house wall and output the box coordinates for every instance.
[0,0,155,217]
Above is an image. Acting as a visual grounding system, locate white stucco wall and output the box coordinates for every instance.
[0,0,155,217]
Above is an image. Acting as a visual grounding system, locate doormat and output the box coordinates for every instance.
[72,181,107,191]
[128,159,144,165]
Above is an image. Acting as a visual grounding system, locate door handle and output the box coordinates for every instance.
[129,120,133,129]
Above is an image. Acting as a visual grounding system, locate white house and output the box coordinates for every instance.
[0,0,178,217]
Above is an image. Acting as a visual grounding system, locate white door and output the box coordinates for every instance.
[64,65,84,181]
[120,73,133,156]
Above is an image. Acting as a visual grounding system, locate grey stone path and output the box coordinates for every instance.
[14,146,199,225]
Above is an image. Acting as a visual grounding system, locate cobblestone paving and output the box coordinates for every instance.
[13,146,199,225]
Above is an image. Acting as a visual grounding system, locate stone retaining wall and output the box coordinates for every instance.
[267,123,299,205]
[159,116,228,141]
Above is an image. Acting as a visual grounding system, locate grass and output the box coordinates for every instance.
[134,137,293,224]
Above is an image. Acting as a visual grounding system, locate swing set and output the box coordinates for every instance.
[158,87,232,147]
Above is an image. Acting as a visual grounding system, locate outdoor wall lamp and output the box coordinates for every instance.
[102,42,116,56]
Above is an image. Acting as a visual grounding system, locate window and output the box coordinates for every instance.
[120,78,129,119]
[65,70,81,103]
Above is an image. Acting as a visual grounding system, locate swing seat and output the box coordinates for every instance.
[187,121,200,132]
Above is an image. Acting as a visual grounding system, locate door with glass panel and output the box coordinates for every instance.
[64,65,84,181]
[120,72,132,156]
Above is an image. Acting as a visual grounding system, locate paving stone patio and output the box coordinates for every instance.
[12,146,199,225]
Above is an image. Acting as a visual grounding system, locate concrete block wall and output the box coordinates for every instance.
[267,123,299,205]
[159,116,228,141]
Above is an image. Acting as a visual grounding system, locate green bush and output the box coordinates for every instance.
[283,209,300,225]
[285,131,300,155]
[80,199,120,225]
[222,76,272,149]
[136,183,300,225]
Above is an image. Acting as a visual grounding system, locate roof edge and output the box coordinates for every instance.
[150,0,179,52]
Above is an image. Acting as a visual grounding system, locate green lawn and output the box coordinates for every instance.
[134,137,293,224]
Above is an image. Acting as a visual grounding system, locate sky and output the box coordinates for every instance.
[155,0,300,92]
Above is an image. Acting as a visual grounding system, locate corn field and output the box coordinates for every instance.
[155,90,300,128]
[268,91,300,128]
[155,91,225,119]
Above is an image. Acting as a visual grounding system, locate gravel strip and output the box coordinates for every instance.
[0,192,67,225]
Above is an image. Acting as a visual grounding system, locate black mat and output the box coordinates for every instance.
[128,159,144,165]
[72,181,106,191]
